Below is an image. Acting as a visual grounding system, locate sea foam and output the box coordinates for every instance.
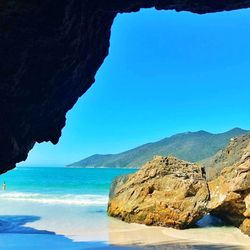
[0,192,108,206]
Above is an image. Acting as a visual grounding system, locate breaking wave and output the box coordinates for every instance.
[0,192,108,206]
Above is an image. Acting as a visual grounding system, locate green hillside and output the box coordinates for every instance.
[67,128,249,168]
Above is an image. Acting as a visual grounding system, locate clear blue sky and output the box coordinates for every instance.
[21,8,250,166]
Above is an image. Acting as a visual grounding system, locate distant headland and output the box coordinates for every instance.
[67,128,249,168]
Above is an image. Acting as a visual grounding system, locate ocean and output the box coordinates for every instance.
[0,167,136,206]
[0,167,138,249]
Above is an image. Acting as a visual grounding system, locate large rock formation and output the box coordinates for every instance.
[1,1,250,174]
[207,134,250,236]
[108,135,250,235]
[108,156,209,229]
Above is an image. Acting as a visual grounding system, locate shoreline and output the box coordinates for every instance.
[1,200,250,249]
[79,218,250,249]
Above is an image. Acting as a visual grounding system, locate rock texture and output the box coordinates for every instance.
[207,134,250,236]
[108,156,209,229]
[108,135,250,235]
[1,1,250,174]
[203,134,250,180]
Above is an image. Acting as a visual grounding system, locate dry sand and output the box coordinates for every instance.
[105,218,250,249]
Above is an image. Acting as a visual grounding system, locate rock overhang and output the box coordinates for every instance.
[1,0,250,174]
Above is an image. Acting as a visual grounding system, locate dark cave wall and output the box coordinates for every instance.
[0,0,250,174]
[0,1,115,172]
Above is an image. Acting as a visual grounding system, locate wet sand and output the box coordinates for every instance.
[0,200,250,249]
[0,215,250,249]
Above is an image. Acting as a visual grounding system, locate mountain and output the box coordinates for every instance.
[67,128,249,168]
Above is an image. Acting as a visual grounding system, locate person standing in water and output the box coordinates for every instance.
[2,181,6,191]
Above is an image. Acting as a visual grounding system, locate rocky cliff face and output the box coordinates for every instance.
[204,134,250,180]
[207,134,250,236]
[108,156,209,229]
[1,1,250,173]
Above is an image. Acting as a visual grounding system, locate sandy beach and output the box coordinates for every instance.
[0,167,249,250]
[108,219,250,249]
[1,201,250,250]
[1,217,250,250]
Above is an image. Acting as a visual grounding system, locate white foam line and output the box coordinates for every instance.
[0,192,108,206]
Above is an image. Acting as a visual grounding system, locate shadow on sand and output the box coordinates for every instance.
[0,215,137,250]
[0,215,245,250]
[0,215,54,234]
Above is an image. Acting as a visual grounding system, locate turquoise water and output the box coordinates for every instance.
[0,167,136,206]
[0,167,138,249]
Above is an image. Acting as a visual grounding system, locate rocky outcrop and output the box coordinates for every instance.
[241,218,250,236]
[203,134,250,180]
[108,134,250,235]
[108,156,209,229]
[207,134,250,236]
[1,2,250,174]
